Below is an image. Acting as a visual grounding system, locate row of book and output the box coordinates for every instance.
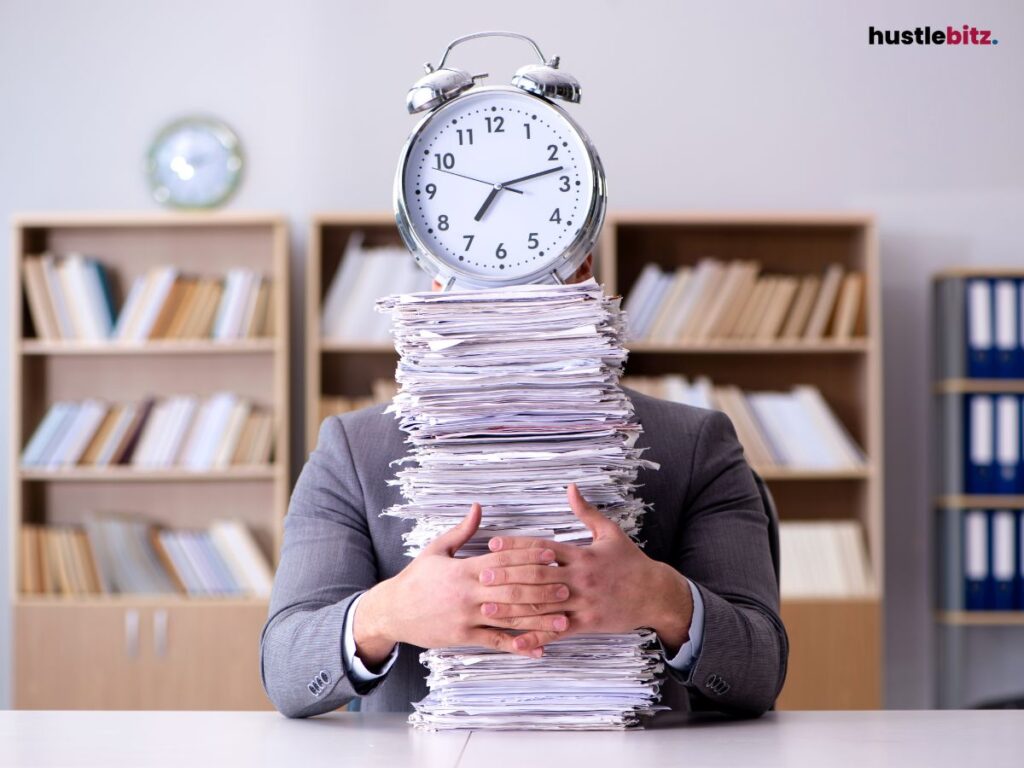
[22,393,275,470]
[623,260,864,343]
[19,518,273,597]
[622,375,865,470]
[935,276,1024,379]
[23,253,274,341]
[938,508,1024,611]
[320,233,432,342]
[779,521,875,597]
[938,393,1024,495]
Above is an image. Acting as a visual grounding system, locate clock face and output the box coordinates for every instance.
[399,88,599,284]
[147,117,243,209]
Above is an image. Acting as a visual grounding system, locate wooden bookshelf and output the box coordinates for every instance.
[601,212,884,710]
[9,212,289,710]
[307,211,883,710]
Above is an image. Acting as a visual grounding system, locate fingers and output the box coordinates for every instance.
[510,630,562,655]
[487,536,579,563]
[480,601,569,620]
[423,503,482,556]
[464,628,564,658]
[479,563,565,587]
[480,612,569,633]
[567,483,618,542]
[476,545,558,570]
[481,583,570,605]
[464,628,547,658]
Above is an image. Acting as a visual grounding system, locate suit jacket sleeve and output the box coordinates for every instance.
[260,416,383,717]
[669,409,789,715]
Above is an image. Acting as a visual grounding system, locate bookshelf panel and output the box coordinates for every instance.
[320,349,397,400]
[15,603,145,709]
[777,597,881,709]
[14,602,270,710]
[36,353,275,404]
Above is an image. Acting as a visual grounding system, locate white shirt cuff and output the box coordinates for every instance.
[343,592,399,684]
[664,578,705,674]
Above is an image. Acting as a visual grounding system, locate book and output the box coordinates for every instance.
[832,273,864,340]
[781,275,820,339]
[22,256,61,340]
[803,264,844,339]
[40,253,76,338]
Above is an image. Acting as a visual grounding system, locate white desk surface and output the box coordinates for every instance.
[1,710,1022,768]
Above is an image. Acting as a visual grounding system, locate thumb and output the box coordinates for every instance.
[424,502,482,557]
[568,483,617,542]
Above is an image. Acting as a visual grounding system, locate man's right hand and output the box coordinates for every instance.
[352,503,572,667]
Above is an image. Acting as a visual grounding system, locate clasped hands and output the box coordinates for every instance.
[353,483,694,668]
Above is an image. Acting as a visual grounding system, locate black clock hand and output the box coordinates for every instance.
[435,168,523,194]
[474,186,502,222]
[499,165,565,187]
[473,166,564,222]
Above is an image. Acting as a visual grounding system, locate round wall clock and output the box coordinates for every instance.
[146,116,244,209]
[395,31,606,290]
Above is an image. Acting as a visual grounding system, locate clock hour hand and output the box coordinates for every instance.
[499,165,565,187]
[435,168,523,194]
[474,186,502,222]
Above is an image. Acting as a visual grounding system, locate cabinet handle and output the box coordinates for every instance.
[124,610,140,659]
[154,609,168,658]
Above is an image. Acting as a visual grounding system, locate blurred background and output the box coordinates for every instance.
[2,0,1023,712]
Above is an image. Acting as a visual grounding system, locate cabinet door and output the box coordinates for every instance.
[140,602,272,710]
[15,604,146,709]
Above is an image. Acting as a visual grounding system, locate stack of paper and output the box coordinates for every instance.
[377,279,664,730]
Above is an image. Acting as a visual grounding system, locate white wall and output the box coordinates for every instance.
[1,0,1022,709]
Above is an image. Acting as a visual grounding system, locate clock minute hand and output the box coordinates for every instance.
[435,168,523,194]
[499,165,565,187]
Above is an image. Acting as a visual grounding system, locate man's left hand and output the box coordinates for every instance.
[482,483,694,655]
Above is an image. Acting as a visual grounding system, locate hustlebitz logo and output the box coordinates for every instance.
[869,25,999,46]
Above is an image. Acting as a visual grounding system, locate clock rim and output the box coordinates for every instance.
[146,114,244,210]
[393,85,607,290]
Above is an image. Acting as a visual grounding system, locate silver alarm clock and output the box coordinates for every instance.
[394,31,607,290]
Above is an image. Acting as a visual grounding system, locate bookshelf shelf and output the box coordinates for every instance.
[10,213,290,711]
[755,467,873,481]
[21,339,277,356]
[933,379,1024,394]
[936,611,1024,627]
[320,340,397,354]
[627,340,871,354]
[18,466,280,482]
[935,495,1024,509]
[15,595,269,608]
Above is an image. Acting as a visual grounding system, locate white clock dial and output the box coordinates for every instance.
[399,87,598,284]
[147,117,243,209]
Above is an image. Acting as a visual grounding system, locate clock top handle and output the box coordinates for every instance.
[406,30,581,114]
[436,31,548,69]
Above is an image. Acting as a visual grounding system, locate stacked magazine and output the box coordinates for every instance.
[377,279,664,730]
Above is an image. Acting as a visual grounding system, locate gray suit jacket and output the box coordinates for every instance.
[260,389,788,718]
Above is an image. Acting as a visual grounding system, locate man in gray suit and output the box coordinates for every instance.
[261,257,787,718]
